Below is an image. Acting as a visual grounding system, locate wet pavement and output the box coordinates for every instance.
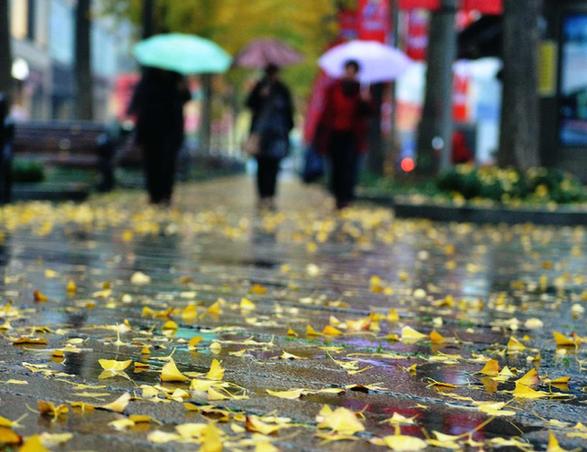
[0,176,586,451]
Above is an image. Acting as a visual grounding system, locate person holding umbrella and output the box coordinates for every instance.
[128,68,191,205]
[130,33,231,205]
[315,60,372,210]
[245,64,294,210]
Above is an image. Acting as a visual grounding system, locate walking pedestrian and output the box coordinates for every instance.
[128,68,191,205]
[315,60,372,209]
[0,94,14,204]
[245,64,294,210]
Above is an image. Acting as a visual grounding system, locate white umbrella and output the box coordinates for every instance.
[319,40,412,84]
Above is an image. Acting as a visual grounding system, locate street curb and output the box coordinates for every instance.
[359,195,587,226]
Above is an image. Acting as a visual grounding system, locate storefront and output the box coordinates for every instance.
[541,0,587,180]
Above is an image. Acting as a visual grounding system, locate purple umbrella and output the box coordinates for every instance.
[235,38,303,68]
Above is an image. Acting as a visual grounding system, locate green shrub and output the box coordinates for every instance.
[437,165,586,204]
[12,160,45,183]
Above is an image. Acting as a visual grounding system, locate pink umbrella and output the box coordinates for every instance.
[235,38,303,68]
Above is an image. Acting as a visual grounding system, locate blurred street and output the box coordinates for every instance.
[0,177,586,450]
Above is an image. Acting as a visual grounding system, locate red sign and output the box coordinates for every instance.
[400,0,502,14]
[338,9,358,41]
[462,0,502,14]
[357,0,391,43]
[405,10,429,61]
[399,0,440,9]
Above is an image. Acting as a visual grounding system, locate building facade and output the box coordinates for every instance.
[10,0,135,122]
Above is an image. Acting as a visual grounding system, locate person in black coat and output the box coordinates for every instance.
[246,64,294,210]
[128,68,191,205]
[0,93,14,204]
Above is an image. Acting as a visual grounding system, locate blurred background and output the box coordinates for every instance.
[0,0,586,204]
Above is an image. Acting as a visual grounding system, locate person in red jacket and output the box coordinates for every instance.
[315,60,372,209]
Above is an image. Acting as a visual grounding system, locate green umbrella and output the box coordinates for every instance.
[133,33,232,74]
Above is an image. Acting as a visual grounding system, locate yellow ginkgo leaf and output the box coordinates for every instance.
[553,331,577,347]
[162,320,178,330]
[266,388,306,400]
[0,416,18,428]
[306,325,321,337]
[474,401,516,417]
[513,382,549,399]
[66,280,77,294]
[0,427,22,445]
[201,422,223,452]
[240,298,256,311]
[99,359,131,372]
[188,336,203,350]
[19,435,48,452]
[322,325,342,337]
[507,337,526,352]
[33,290,48,303]
[544,376,571,385]
[100,392,131,413]
[161,358,189,383]
[250,284,268,295]
[429,330,446,345]
[246,416,280,435]
[207,301,222,316]
[37,401,68,419]
[182,304,198,321]
[175,422,207,439]
[109,418,135,431]
[371,434,427,451]
[387,308,399,322]
[516,368,539,386]
[316,406,364,436]
[547,431,568,452]
[287,328,298,337]
[479,359,500,376]
[401,326,427,343]
[206,359,224,381]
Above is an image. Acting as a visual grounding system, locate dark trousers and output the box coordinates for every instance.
[329,131,359,208]
[256,156,280,199]
[142,138,180,204]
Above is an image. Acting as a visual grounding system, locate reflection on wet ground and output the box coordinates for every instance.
[0,177,586,450]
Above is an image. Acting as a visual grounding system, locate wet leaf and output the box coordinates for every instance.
[479,359,500,376]
[513,382,549,399]
[507,337,526,352]
[516,368,539,386]
[100,392,131,413]
[371,434,427,450]
[206,359,224,381]
[19,435,47,452]
[161,358,189,382]
[37,401,68,419]
[0,427,21,446]
[266,388,306,399]
[316,405,364,436]
[400,326,427,343]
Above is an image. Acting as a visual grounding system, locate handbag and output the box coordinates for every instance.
[302,145,324,183]
[243,132,260,156]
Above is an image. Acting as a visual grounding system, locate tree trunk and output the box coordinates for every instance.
[367,83,385,176]
[75,0,93,120]
[416,0,458,175]
[142,0,155,39]
[0,0,13,99]
[498,0,542,169]
[200,74,213,154]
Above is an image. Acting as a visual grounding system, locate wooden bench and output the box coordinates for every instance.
[12,121,142,192]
